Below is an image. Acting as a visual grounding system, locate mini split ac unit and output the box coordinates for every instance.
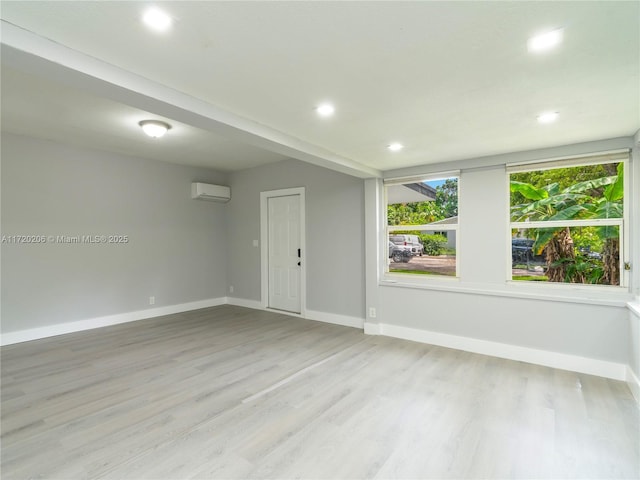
[191,182,231,203]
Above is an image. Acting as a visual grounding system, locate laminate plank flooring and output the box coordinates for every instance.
[1,305,638,479]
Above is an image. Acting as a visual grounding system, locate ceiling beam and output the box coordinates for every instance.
[1,21,381,179]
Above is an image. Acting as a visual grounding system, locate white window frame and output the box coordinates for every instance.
[383,171,460,282]
[506,149,630,289]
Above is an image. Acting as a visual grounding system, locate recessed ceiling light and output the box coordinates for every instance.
[537,111,559,124]
[316,103,335,117]
[527,28,563,53]
[388,143,404,152]
[142,8,173,32]
[139,120,171,138]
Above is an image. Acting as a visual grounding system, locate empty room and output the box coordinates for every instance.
[1,2,639,479]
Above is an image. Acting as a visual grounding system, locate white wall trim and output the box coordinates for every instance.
[2,297,362,346]
[0,297,227,346]
[379,323,628,381]
[226,299,362,328]
[306,310,363,329]
[379,279,633,308]
[364,322,382,335]
[627,366,640,404]
[227,297,305,320]
[3,300,632,387]
[226,297,264,310]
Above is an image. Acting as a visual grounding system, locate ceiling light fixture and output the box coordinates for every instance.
[139,120,171,138]
[527,28,563,53]
[316,103,335,117]
[142,7,173,32]
[536,111,559,124]
[387,143,404,152]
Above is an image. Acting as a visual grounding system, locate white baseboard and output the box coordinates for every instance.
[2,300,632,386]
[364,322,381,335]
[0,297,226,346]
[306,310,363,329]
[627,366,640,404]
[379,323,628,381]
[226,298,363,329]
[226,297,263,310]
[1,296,363,346]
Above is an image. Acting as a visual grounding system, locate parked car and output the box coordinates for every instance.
[511,238,545,266]
[579,246,602,260]
[389,234,423,256]
[388,241,412,263]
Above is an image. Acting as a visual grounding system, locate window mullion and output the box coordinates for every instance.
[511,218,623,229]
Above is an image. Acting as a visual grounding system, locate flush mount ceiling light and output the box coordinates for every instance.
[139,120,171,138]
[537,111,559,124]
[387,143,404,152]
[142,7,173,32]
[315,103,335,117]
[527,28,563,53]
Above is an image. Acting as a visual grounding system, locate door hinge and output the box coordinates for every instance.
[624,262,631,271]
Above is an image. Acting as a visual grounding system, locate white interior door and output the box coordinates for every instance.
[267,194,301,313]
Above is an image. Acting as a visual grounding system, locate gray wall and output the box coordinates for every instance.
[1,133,229,333]
[227,159,365,319]
[631,308,640,379]
[630,133,640,379]
[2,130,635,373]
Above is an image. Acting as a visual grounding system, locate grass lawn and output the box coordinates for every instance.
[390,269,455,276]
[512,275,548,281]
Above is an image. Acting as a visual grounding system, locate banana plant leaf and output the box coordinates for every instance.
[562,175,616,194]
[510,181,548,200]
[533,227,561,255]
[530,205,587,254]
[603,163,623,202]
[595,224,619,240]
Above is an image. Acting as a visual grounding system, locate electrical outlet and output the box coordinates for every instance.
[229,285,234,293]
[369,307,376,318]
[149,296,155,305]
[253,239,259,247]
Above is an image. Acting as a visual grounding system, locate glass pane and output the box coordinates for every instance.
[511,226,620,285]
[387,177,458,226]
[387,177,458,277]
[388,235,456,276]
[510,162,623,223]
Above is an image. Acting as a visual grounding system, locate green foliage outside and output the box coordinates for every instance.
[387,178,458,226]
[419,234,447,256]
[510,162,623,285]
[435,178,458,219]
[570,228,603,253]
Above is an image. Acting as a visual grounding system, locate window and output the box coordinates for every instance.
[385,173,459,277]
[508,151,628,286]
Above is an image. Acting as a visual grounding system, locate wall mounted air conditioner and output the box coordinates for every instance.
[191,182,231,203]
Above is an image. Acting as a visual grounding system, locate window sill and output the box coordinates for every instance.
[380,276,632,307]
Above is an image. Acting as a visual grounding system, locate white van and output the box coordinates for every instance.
[389,234,424,256]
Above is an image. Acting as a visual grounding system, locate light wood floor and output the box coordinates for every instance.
[1,305,638,479]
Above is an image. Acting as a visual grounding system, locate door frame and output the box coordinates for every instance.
[260,187,306,316]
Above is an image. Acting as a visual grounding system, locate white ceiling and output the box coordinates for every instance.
[1,1,638,177]
[1,66,290,171]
